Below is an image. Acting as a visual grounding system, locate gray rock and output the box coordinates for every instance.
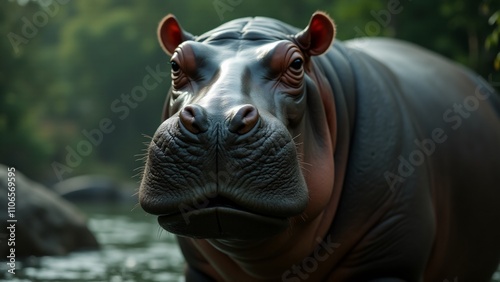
[0,165,99,258]
[53,175,137,203]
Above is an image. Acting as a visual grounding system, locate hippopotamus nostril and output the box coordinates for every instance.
[228,104,260,135]
[179,104,209,134]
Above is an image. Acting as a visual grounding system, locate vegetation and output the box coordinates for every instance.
[1,0,498,185]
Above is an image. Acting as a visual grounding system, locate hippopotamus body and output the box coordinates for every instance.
[139,12,500,281]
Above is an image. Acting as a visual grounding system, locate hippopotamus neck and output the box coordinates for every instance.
[306,40,359,230]
[188,212,339,280]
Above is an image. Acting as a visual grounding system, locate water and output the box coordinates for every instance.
[1,203,499,281]
[0,204,184,282]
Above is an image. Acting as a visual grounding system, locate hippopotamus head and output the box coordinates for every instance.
[139,12,337,240]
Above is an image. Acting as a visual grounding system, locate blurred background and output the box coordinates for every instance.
[1,0,500,281]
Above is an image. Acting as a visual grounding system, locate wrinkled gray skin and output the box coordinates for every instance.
[139,12,500,282]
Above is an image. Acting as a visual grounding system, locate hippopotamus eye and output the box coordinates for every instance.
[170,61,180,72]
[289,58,303,70]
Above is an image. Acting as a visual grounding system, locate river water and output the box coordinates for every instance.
[1,203,499,281]
[0,204,184,282]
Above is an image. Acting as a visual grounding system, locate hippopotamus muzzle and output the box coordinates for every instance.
[141,99,309,239]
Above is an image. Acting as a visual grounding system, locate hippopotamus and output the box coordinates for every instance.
[139,12,500,281]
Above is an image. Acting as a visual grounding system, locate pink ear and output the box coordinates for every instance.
[294,12,335,56]
[158,14,194,56]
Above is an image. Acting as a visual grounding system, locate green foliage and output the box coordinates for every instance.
[1,0,498,185]
[0,2,56,182]
[486,10,500,70]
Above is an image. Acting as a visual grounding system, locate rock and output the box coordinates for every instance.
[53,175,137,203]
[0,165,99,258]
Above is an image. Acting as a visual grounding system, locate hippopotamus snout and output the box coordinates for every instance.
[178,104,260,135]
[140,96,308,239]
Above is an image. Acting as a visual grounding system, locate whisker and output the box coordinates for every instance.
[157,227,164,239]
[133,166,145,172]
[142,133,153,140]
[131,202,141,211]
[300,161,313,167]
[299,167,311,174]
[132,167,145,180]
[300,213,309,222]
[132,170,144,176]
[132,173,143,180]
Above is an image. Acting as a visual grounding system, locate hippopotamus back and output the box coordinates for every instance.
[320,37,500,281]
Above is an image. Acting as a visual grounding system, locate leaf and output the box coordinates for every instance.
[489,11,500,25]
[492,31,499,46]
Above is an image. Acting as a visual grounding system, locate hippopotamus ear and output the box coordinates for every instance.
[158,14,195,56]
[294,12,335,56]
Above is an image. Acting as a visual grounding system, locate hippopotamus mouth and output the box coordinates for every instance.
[156,198,291,240]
